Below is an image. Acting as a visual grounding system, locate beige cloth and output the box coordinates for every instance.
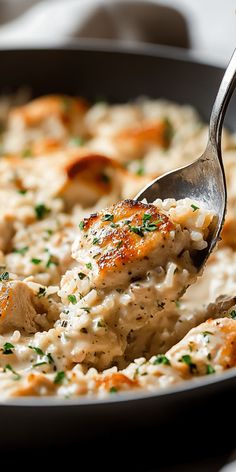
[0,0,189,47]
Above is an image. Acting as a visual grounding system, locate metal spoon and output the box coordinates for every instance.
[135,49,236,269]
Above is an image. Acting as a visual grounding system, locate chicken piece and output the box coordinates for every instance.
[54,198,214,370]
[95,315,236,395]
[166,316,236,376]
[4,95,88,154]
[69,198,214,294]
[0,277,60,334]
[114,119,173,160]
[59,151,124,209]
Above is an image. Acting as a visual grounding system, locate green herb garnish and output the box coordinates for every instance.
[79,221,85,230]
[0,271,9,281]
[4,364,21,380]
[29,346,44,356]
[142,213,151,224]
[153,354,171,365]
[229,310,236,320]
[86,263,92,270]
[18,189,27,195]
[34,203,51,220]
[206,364,215,375]
[31,258,42,265]
[13,246,29,255]
[68,294,77,305]
[2,342,14,355]
[136,161,145,176]
[102,214,114,222]
[116,241,123,249]
[109,386,118,394]
[163,118,174,146]
[70,136,85,147]
[191,204,199,212]
[33,361,47,368]
[54,371,66,385]
[22,148,32,158]
[180,354,197,373]
[92,237,100,245]
[129,225,144,237]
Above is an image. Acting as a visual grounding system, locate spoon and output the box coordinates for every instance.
[135,49,236,270]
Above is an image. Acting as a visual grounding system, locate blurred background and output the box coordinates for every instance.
[0,0,235,65]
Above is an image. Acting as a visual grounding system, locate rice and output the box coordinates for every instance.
[0,94,235,398]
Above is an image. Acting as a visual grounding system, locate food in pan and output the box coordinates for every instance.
[0,94,235,398]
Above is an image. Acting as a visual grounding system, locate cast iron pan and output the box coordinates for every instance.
[0,44,235,464]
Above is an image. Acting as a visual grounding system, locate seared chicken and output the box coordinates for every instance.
[0,277,60,334]
[4,95,88,154]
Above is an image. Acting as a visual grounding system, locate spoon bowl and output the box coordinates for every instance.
[135,49,236,270]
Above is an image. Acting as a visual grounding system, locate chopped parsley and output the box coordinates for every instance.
[33,361,47,368]
[70,136,85,147]
[54,371,66,385]
[2,342,14,355]
[206,364,215,375]
[92,237,100,245]
[129,225,144,237]
[31,258,42,265]
[229,310,236,320]
[142,213,151,224]
[78,272,86,280]
[110,222,119,228]
[4,364,21,380]
[163,118,174,146]
[175,301,181,309]
[13,246,29,255]
[153,354,171,365]
[116,241,123,249]
[86,263,92,270]
[180,354,197,373]
[191,204,199,212]
[109,386,118,394]
[136,161,145,176]
[18,189,27,195]
[128,214,163,238]
[102,214,114,222]
[22,148,32,158]
[34,203,51,220]
[29,346,54,365]
[68,294,77,305]
[0,271,9,281]
[37,287,46,298]
[79,220,85,230]
[29,346,44,356]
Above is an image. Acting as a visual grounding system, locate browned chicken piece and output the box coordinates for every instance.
[0,278,60,334]
[5,95,89,154]
[166,316,236,377]
[69,198,213,297]
[114,119,173,160]
[8,94,88,130]
[60,152,124,208]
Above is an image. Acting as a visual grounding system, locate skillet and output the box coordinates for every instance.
[0,43,235,458]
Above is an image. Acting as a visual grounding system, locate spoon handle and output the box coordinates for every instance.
[209,49,236,156]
